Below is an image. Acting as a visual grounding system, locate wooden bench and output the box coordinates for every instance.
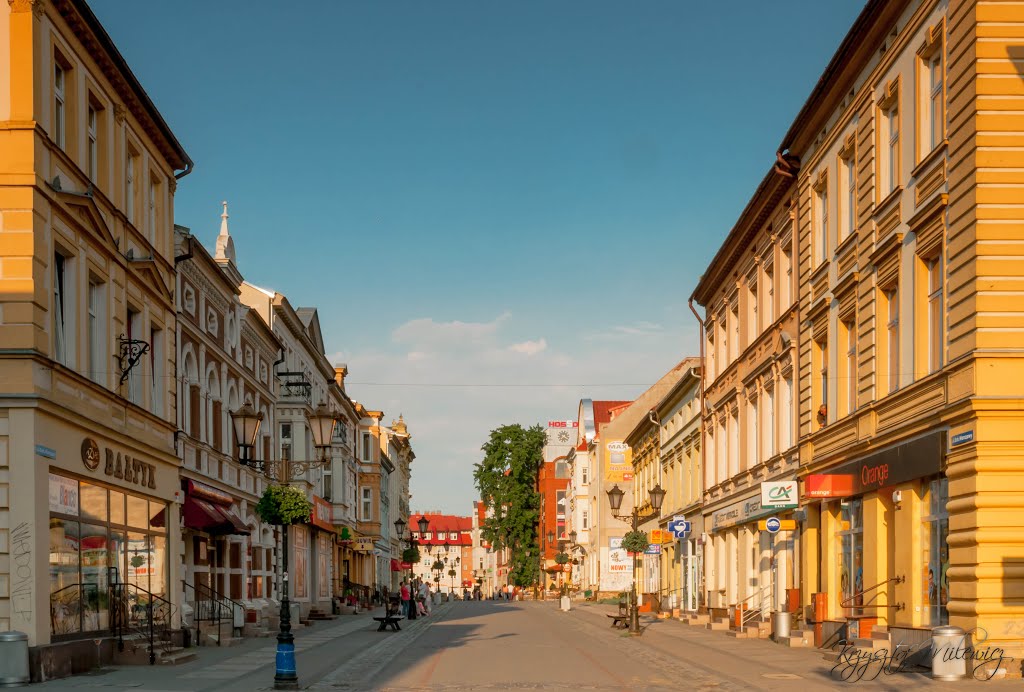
[607,613,628,629]
[373,614,404,631]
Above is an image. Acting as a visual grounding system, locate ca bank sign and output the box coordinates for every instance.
[760,480,798,510]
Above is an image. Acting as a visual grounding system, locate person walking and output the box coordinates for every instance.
[400,580,412,619]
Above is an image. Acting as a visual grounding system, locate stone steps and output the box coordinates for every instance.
[706,617,731,631]
[785,629,814,648]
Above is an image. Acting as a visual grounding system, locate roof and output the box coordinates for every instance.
[410,513,473,547]
[593,401,632,428]
[61,0,191,172]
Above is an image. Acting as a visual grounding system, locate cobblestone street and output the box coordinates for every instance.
[25,600,1024,691]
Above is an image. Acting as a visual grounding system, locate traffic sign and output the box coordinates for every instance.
[758,517,796,533]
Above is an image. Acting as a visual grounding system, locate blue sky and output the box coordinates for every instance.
[92,0,864,513]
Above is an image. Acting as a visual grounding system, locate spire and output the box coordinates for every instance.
[215,200,236,265]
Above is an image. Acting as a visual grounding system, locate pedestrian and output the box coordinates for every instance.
[400,580,412,618]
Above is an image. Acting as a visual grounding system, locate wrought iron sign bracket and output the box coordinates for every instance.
[117,334,150,384]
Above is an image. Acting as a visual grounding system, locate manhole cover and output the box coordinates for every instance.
[761,673,803,680]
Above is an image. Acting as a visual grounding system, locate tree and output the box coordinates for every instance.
[473,423,545,587]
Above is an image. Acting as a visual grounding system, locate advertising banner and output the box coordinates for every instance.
[605,441,634,482]
[599,537,633,592]
[760,481,798,509]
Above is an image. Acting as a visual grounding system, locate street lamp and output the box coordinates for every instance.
[229,402,338,690]
[606,482,666,635]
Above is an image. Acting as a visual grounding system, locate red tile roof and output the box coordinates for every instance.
[410,513,473,546]
[593,400,632,427]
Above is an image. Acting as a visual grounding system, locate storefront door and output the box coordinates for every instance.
[921,477,949,626]
[837,498,864,616]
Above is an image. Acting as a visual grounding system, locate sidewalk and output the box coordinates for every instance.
[35,603,448,691]
[570,603,1017,690]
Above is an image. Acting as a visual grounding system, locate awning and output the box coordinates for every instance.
[183,496,249,535]
[390,559,402,572]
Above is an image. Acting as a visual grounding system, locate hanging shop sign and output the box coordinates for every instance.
[804,432,944,499]
[81,437,157,490]
[352,538,375,552]
[311,496,333,532]
[760,480,798,509]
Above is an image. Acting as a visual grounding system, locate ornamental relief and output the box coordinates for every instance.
[179,261,231,314]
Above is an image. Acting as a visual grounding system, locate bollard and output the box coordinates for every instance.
[931,625,968,681]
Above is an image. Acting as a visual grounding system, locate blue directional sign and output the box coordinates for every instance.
[668,517,691,538]
[765,517,782,534]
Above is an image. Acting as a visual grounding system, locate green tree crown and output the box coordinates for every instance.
[254,485,312,526]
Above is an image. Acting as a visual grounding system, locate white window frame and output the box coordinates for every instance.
[361,487,372,521]
[886,103,900,194]
[53,252,68,365]
[817,185,829,263]
[928,255,944,373]
[87,104,98,181]
[88,279,104,383]
[126,154,136,224]
[845,319,857,414]
[747,396,758,469]
[54,62,66,150]
[763,386,775,458]
[841,155,855,242]
[887,288,900,393]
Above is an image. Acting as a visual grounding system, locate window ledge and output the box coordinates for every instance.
[911,140,948,180]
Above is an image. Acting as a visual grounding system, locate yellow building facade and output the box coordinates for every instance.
[1,0,191,678]
[781,0,1024,666]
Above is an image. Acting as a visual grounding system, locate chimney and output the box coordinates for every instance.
[334,364,348,390]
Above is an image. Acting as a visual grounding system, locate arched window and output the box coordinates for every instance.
[207,369,222,451]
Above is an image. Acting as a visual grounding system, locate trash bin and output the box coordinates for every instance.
[0,631,29,687]
[931,625,968,681]
[772,611,792,641]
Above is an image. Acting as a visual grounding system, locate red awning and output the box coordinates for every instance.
[183,496,249,535]
[390,559,402,572]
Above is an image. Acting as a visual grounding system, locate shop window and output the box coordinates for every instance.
[837,499,864,617]
[921,478,949,626]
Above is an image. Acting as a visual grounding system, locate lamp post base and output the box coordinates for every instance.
[274,595,298,689]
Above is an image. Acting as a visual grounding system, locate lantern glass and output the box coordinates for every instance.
[569,530,578,545]
[307,402,337,450]
[606,484,625,512]
[229,403,263,458]
[418,516,430,534]
[394,517,407,537]
[649,483,666,511]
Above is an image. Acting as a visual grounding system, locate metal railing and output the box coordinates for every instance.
[183,580,243,645]
[49,582,100,636]
[111,582,175,665]
[840,575,905,613]
[730,584,772,627]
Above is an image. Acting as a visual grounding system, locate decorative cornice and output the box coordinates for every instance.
[179,260,231,314]
[8,0,45,17]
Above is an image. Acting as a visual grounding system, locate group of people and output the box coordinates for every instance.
[397,578,434,618]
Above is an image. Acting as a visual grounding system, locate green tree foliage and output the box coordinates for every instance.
[621,530,649,555]
[255,485,312,526]
[473,423,545,587]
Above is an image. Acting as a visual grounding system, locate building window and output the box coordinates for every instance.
[884,102,900,195]
[816,183,829,264]
[582,509,589,530]
[924,50,944,153]
[54,62,67,151]
[928,254,944,373]
[921,477,949,626]
[840,154,855,243]
[727,304,738,362]
[886,287,900,393]
[88,279,104,384]
[747,279,758,343]
[763,387,775,458]
[150,327,163,417]
[148,177,158,243]
[53,252,69,366]
[706,329,716,381]
[361,433,372,461]
[727,411,739,478]
[843,318,857,416]
[815,336,828,424]
[361,487,372,521]
[126,153,136,225]
[87,104,98,181]
[746,397,758,469]
[581,466,588,485]
[126,308,142,405]
[763,264,775,326]
[780,374,793,451]
[780,243,792,308]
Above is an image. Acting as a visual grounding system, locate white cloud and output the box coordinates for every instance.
[343,313,698,514]
[584,321,666,341]
[508,338,547,356]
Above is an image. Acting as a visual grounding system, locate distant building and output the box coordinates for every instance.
[537,421,576,590]
[409,512,472,593]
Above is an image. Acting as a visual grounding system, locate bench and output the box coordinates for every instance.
[607,613,628,629]
[373,615,404,632]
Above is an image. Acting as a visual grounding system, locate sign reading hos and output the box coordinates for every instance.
[81,438,157,490]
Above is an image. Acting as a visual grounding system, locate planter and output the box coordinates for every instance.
[560,596,571,611]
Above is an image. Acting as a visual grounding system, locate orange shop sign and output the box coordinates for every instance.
[311,495,333,531]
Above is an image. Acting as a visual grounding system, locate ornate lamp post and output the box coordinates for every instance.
[230,402,337,690]
[606,483,666,636]
[394,516,429,620]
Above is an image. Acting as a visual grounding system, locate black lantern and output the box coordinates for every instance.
[569,530,578,545]
[230,403,263,464]
[418,516,430,535]
[307,402,337,456]
[606,484,625,512]
[648,484,666,512]
[546,531,554,545]
[394,517,407,537]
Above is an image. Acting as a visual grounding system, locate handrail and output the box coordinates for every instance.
[111,582,175,664]
[840,575,905,612]
[183,580,243,646]
[736,584,772,627]
[50,582,100,635]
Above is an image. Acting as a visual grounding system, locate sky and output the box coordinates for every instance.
[91,0,865,514]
